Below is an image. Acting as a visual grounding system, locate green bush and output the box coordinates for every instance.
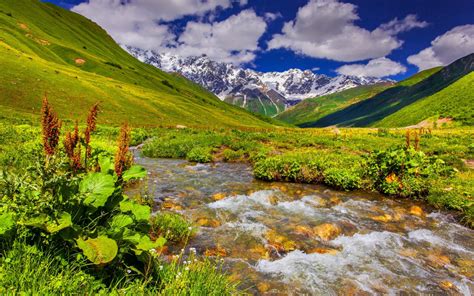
[323,168,362,191]
[366,147,452,197]
[186,146,213,163]
[151,212,195,243]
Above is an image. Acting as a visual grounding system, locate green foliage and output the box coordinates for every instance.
[0,241,105,294]
[150,212,195,243]
[186,146,213,163]
[77,236,118,265]
[366,147,452,197]
[323,168,362,191]
[80,172,117,208]
[0,213,15,236]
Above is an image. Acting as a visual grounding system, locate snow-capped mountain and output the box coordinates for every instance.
[124,46,387,116]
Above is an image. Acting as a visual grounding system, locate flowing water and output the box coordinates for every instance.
[128,154,474,295]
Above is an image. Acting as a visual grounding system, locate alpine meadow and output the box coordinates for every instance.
[0,0,473,295]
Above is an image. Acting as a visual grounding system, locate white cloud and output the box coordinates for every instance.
[378,14,428,35]
[174,10,267,64]
[72,0,232,51]
[267,0,427,62]
[336,57,407,77]
[72,1,267,65]
[264,12,282,22]
[408,24,474,70]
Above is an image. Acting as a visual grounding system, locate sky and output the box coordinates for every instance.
[43,0,474,80]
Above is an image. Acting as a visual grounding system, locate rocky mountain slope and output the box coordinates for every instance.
[124,46,386,116]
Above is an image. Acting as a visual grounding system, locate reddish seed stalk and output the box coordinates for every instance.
[405,130,411,149]
[84,103,99,168]
[64,120,82,170]
[41,96,61,157]
[114,122,132,178]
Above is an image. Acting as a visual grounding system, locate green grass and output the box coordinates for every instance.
[302,55,474,127]
[377,72,474,127]
[276,83,393,126]
[0,0,274,129]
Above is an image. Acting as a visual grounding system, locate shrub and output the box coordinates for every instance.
[222,149,244,162]
[366,146,452,197]
[150,212,195,243]
[323,168,362,191]
[186,146,213,163]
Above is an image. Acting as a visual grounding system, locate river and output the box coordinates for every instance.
[129,155,474,295]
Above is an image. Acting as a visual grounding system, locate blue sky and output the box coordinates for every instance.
[43,0,474,80]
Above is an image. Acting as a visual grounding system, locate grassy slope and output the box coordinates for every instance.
[303,55,473,127]
[378,72,474,127]
[0,0,274,128]
[275,83,393,126]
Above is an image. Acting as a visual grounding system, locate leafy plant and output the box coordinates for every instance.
[366,146,452,197]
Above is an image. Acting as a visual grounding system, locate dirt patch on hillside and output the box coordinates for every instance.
[18,23,29,31]
[407,118,453,129]
[75,58,86,65]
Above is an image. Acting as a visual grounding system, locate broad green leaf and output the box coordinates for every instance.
[109,214,133,229]
[134,235,166,255]
[0,213,15,236]
[119,200,151,221]
[45,212,72,233]
[80,173,116,208]
[77,236,118,265]
[122,165,147,181]
[122,228,141,244]
[98,155,114,173]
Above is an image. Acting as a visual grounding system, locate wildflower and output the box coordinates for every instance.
[149,248,157,253]
[114,122,132,177]
[41,96,61,156]
[188,226,193,231]
[185,266,190,271]
[127,269,131,274]
[83,103,99,166]
[189,247,196,253]
[159,265,163,270]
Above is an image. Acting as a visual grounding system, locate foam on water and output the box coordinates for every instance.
[257,231,473,294]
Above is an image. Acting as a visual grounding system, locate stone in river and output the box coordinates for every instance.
[161,201,183,211]
[307,247,339,255]
[370,214,393,223]
[294,225,314,236]
[265,230,297,252]
[195,217,221,227]
[312,223,341,241]
[212,192,227,201]
[409,205,424,217]
[257,282,271,293]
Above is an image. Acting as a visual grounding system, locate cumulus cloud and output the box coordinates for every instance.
[336,57,407,77]
[267,0,427,62]
[72,0,267,65]
[174,10,267,64]
[72,0,231,50]
[407,24,474,70]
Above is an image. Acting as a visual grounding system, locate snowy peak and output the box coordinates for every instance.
[123,45,387,116]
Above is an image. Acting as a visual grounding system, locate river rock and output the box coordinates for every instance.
[409,205,424,217]
[265,230,297,252]
[195,217,221,227]
[204,245,227,257]
[212,192,227,201]
[307,247,339,255]
[312,223,341,241]
[294,225,314,236]
[370,214,393,223]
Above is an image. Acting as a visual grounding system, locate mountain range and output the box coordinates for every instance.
[124,46,387,116]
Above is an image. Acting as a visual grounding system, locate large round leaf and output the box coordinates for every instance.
[45,212,72,233]
[119,199,151,221]
[79,173,117,208]
[122,165,146,182]
[77,236,118,265]
[0,213,15,236]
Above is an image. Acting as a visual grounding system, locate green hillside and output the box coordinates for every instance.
[302,55,474,127]
[0,0,274,128]
[275,83,393,126]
